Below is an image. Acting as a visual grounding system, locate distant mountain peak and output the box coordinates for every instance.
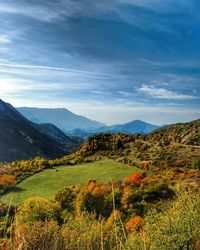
[18,107,105,131]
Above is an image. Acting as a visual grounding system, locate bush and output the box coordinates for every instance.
[61,212,124,250]
[124,173,142,186]
[15,197,59,226]
[192,157,200,170]
[125,215,143,233]
[55,186,77,211]
[11,220,63,250]
[0,175,16,192]
[127,190,200,250]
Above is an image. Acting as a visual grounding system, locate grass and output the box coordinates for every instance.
[1,159,139,205]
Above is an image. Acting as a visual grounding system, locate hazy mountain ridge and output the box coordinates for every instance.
[95,119,159,134]
[18,107,105,131]
[67,119,160,137]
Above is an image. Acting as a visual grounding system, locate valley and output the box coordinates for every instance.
[1,1,199,248]
[0,100,199,250]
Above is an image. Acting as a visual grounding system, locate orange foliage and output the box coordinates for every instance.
[86,180,110,195]
[125,215,143,233]
[18,224,29,234]
[0,175,16,188]
[143,162,150,170]
[124,172,142,186]
[162,161,170,168]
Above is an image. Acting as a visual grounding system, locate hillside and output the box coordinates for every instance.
[0,117,199,250]
[18,107,105,131]
[0,99,68,162]
[36,123,83,151]
[77,119,200,169]
[146,119,200,146]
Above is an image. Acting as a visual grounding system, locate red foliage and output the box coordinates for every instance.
[125,215,143,233]
[124,172,142,186]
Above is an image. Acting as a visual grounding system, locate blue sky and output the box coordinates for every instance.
[0,0,200,125]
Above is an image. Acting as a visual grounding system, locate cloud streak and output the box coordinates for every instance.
[138,84,198,100]
[0,62,112,76]
[0,0,199,124]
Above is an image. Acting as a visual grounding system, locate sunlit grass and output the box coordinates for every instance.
[1,159,139,205]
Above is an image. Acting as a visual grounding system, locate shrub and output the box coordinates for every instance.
[61,212,124,250]
[55,186,77,211]
[11,220,63,250]
[127,190,200,250]
[0,175,16,191]
[0,202,15,238]
[124,172,142,186]
[15,197,59,226]
[192,157,200,170]
[125,215,143,233]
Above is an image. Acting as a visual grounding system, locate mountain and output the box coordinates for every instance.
[35,123,83,150]
[66,128,92,138]
[96,120,159,134]
[0,99,69,162]
[17,107,105,131]
[67,120,159,137]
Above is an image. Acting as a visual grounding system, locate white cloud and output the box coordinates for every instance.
[138,84,197,100]
[0,35,11,44]
[0,77,93,94]
[0,62,112,76]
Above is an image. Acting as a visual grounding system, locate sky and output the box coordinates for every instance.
[0,0,200,125]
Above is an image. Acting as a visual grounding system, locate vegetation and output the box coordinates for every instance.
[0,119,199,249]
[0,186,199,250]
[1,160,139,204]
[126,189,200,250]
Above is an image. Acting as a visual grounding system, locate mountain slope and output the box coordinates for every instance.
[36,123,83,151]
[77,118,200,169]
[0,100,68,162]
[18,107,105,131]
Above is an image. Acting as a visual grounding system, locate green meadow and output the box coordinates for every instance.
[1,159,139,205]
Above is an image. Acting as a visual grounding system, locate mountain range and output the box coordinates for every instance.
[17,107,160,136]
[0,99,161,162]
[0,100,80,162]
[18,107,104,131]
[67,120,160,137]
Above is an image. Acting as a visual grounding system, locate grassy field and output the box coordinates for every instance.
[1,159,139,205]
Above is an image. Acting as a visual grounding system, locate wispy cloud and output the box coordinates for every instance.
[0,0,199,125]
[0,77,93,94]
[0,35,11,44]
[0,2,64,22]
[0,0,196,23]
[138,84,198,100]
[0,62,111,76]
